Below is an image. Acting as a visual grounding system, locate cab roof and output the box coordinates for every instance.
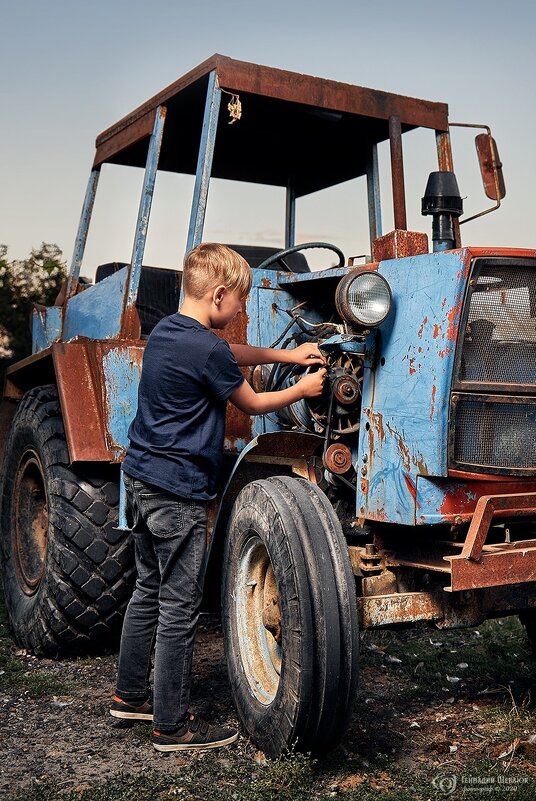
[94,54,449,197]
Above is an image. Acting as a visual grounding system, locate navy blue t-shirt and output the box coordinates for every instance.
[123,313,245,500]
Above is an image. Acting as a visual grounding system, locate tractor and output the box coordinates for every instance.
[2,55,535,757]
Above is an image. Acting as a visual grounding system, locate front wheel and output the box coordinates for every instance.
[222,477,359,757]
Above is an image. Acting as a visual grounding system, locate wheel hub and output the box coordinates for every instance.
[236,534,282,705]
[12,450,48,596]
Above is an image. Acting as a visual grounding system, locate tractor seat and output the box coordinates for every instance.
[95,263,182,338]
[94,246,307,338]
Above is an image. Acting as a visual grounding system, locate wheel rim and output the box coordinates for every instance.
[12,449,48,596]
[235,533,282,705]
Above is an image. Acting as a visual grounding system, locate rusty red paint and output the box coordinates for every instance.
[358,592,444,629]
[430,384,437,420]
[389,116,407,231]
[461,492,536,562]
[446,302,462,341]
[440,478,536,522]
[385,422,411,471]
[433,324,441,339]
[448,541,536,592]
[438,346,452,359]
[52,340,145,463]
[370,411,385,443]
[403,473,418,503]
[417,317,428,338]
[120,303,142,340]
[409,357,417,375]
[96,55,450,173]
[372,229,429,262]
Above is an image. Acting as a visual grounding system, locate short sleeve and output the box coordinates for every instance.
[202,339,245,401]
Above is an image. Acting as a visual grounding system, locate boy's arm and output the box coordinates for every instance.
[229,368,326,416]
[230,342,325,367]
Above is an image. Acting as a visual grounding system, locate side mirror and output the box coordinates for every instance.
[475,132,506,201]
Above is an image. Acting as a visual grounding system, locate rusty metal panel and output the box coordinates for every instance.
[389,116,407,231]
[94,111,155,168]
[94,55,449,175]
[356,249,471,524]
[372,230,429,262]
[53,341,109,462]
[52,340,145,463]
[359,592,444,628]
[447,543,536,591]
[417,474,536,524]
[215,58,449,129]
[460,492,536,561]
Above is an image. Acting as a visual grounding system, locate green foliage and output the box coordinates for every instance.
[0,242,67,360]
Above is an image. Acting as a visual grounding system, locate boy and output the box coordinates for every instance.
[110,243,326,752]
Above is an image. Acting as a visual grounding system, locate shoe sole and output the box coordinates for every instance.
[110,709,153,721]
[153,732,239,752]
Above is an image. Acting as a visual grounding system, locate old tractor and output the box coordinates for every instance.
[1,55,535,757]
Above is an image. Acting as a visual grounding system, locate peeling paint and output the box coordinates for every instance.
[403,473,421,508]
[417,317,428,338]
[446,302,462,341]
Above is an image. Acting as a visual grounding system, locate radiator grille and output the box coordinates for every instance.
[458,262,536,386]
[452,395,536,473]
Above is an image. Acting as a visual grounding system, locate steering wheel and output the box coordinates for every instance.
[256,242,345,272]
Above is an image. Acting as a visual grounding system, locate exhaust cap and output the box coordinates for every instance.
[422,171,463,217]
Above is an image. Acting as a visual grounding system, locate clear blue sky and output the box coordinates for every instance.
[1,0,535,275]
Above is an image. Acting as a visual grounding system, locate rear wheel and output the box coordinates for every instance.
[222,477,359,756]
[0,385,134,656]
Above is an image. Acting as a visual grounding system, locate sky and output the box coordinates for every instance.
[1,0,535,277]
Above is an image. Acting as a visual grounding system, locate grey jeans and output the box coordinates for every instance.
[116,473,208,731]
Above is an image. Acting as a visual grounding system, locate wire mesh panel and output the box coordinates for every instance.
[458,260,536,387]
[451,394,536,473]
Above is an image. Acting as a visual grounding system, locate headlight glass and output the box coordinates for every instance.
[336,271,392,326]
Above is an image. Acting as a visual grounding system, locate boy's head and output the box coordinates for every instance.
[183,243,252,301]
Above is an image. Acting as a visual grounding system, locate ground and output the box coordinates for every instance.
[2,595,536,801]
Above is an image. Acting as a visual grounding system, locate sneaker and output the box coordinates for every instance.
[109,695,153,721]
[153,712,239,752]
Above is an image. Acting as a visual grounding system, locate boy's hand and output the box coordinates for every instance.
[297,367,327,398]
[290,343,326,366]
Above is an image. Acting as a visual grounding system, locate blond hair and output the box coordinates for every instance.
[183,243,252,300]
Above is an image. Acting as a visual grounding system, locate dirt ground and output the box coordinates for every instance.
[3,609,536,800]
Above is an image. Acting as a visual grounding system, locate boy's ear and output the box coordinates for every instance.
[213,284,227,306]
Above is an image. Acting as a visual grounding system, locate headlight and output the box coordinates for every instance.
[335,270,392,326]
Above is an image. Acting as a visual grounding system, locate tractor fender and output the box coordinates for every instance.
[203,430,325,609]
[3,340,145,464]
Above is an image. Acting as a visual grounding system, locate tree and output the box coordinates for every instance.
[0,243,67,361]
